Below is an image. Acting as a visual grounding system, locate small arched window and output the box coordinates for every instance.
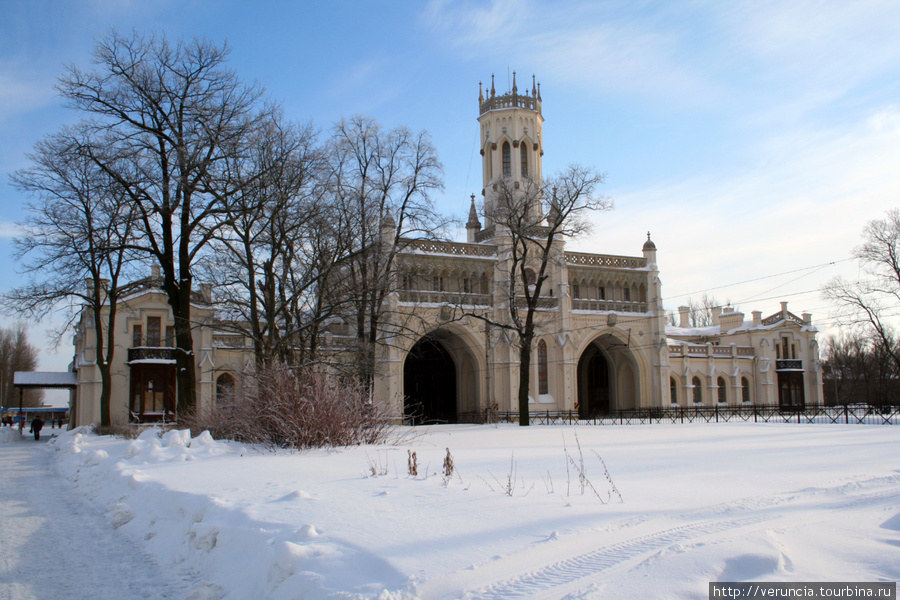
[670,377,678,404]
[502,142,511,177]
[537,340,548,395]
[520,144,528,177]
[717,377,727,404]
[742,377,751,403]
[692,376,702,404]
[216,373,235,409]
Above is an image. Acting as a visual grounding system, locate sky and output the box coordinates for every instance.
[2,0,900,374]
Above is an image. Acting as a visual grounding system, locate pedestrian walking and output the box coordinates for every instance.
[29,416,44,441]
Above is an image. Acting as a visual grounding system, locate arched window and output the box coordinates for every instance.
[670,377,678,404]
[502,142,511,177]
[538,340,549,395]
[717,377,727,404]
[741,377,751,403]
[216,373,235,409]
[520,144,528,177]
[692,376,702,404]
[524,268,536,287]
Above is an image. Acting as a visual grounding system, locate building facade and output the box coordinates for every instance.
[69,77,823,427]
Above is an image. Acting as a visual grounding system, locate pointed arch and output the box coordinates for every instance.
[691,375,703,404]
[520,142,528,177]
[502,141,511,177]
[537,339,549,395]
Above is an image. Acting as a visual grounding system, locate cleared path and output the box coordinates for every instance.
[0,435,192,600]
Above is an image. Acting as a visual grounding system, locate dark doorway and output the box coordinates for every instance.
[777,371,805,409]
[404,337,458,424]
[578,346,610,417]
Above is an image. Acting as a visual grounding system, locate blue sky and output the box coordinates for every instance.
[2,0,900,372]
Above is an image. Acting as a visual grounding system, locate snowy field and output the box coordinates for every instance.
[2,423,899,599]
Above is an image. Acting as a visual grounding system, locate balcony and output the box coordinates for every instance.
[776,360,803,371]
[128,347,177,363]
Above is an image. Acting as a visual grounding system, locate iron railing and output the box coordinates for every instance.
[451,404,900,426]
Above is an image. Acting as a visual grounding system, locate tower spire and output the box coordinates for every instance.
[491,74,495,97]
[466,194,482,242]
[478,81,483,103]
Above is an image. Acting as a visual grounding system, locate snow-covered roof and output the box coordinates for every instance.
[13,371,78,388]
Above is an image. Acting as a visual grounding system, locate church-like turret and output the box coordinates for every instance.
[476,72,544,236]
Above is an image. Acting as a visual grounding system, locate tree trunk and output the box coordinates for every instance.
[518,336,532,426]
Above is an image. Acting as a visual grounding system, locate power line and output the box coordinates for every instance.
[666,258,853,300]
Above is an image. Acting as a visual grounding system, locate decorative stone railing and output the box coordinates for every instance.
[514,296,559,310]
[480,93,541,115]
[402,239,497,258]
[668,345,755,358]
[571,299,647,313]
[761,312,807,327]
[398,290,493,307]
[565,252,647,269]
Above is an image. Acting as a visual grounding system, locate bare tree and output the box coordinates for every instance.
[324,115,445,386]
[6,128,140,428]
[825,208,900,372]
[57,31,273,411]
[464,165,610,426]
[204,117,328,367]
[685,294,733,327]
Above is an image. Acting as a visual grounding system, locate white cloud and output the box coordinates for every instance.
[0,221,22,239]
[570,104,900,323]
[424,0,720,104]
[0,64,56,124]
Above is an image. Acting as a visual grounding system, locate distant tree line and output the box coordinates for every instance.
[0,324,43,410]
[820,331,899,407]
[823,208,900,408]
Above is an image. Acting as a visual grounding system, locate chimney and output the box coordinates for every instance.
[711,306,722,326]
[678,306,689,328]
[151,264,161,279]
[752,310,762,326]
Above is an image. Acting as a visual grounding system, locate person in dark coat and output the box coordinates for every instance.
[29,416,44,441]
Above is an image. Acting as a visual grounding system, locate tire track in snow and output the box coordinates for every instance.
[459,476,900,600]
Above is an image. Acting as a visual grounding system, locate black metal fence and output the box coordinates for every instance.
[455,404,900,426]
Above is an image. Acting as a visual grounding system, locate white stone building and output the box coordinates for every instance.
[68,76,823,427]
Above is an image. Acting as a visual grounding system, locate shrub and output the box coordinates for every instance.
[183,363,389,449]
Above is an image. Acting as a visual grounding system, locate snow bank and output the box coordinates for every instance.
[48,424,900,600]
[0,426,22,444]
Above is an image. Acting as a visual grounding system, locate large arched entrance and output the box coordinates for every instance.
[577,334,640,416]
[577,346,610,416]
[403,328,481,424]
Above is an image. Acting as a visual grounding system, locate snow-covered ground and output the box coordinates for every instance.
[1,423,898,599]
